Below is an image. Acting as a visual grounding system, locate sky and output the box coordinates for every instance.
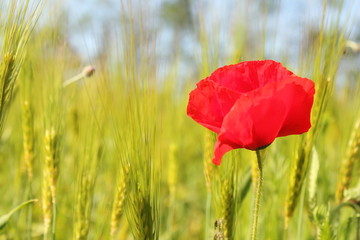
[4,0,360,66]
[55,0,360,62]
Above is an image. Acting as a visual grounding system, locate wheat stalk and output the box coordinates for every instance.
[214,218,225,240]
[203,130,215,239]
[0,52,15,132]
[213,158,238,240]
[42,174,52,237]
[336,119,360,202]
[204,130,215,191]
[110,169,127,237]
[126,187,156,240]
[74,173,94,240]
[285,141,310,228]
[42,128,59,238]
[22,100,35,180]
[283,4,346,227]
[220,177,235,239]
[0,0,43,136]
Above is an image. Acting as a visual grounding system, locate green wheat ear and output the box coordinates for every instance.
[308,147,320,215]
[285,6,346,226]
[314,207,335,240]
[74,172,95,240]
[220,176,235,239]
[0,0,43,134]
[0,52,16,131]
[285,141,310,228]
[212,152,242,240]
[22,100,35,180]
[336,119,360,203]
[42,128,60,236]
[110,168,127,237]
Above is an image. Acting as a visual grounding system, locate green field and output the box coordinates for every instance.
[0,0,359,239]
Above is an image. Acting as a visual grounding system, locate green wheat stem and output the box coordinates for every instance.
[51,200,56,240]
[357,216,360,240]
[250,150,263,240]
[26,182,33,240]
[165,191,175,240]
[296,185,306,240]
[204,192,211,240]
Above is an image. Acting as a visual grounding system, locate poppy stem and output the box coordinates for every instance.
[251,150,263,240]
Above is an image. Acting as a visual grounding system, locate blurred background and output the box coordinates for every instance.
[53,1,360,67]
[29,0,360,81]
[0,0,360,239]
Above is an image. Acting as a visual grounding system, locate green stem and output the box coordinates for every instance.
[43,228,47,240]
[250,150,263,240]
[166,194,175,240]
[204,192,211,240]
[63,73,85,88]
[357,215,360,240]
[296,186,305,240]
[26,182,33,240]
[51,201,56,240]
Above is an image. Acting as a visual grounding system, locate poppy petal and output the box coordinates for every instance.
[213,96,287,164]
[187,79,241,133]
[212,77,314,164]
[208,60,295,93]
[243,98,287,149]
[277,78,315,136]
[212,140,238,165]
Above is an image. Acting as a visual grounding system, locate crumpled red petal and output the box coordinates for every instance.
[277,77,315,136]
[212,77,314,165]
[187,79,241,133]
[209,60,295,93]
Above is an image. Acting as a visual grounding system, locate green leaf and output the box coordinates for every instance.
[0,199,37,230]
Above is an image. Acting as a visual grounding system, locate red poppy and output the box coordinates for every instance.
[187,60,315,165]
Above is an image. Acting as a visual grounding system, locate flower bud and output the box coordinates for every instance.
[82,65,95,77]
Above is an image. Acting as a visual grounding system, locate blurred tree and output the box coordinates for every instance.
[160,0,194,57]
[161,0,193,34]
